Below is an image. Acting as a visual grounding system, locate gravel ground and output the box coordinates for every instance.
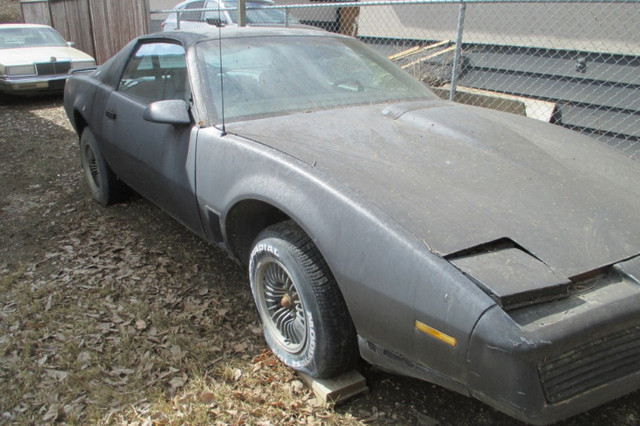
[1,96,640,425]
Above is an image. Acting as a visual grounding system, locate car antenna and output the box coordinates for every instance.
[217,1,227,136]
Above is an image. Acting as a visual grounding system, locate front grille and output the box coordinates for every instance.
[35,61,71,76]
[538,325,640,403]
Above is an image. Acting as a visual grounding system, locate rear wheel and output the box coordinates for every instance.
[249,221,358,378]
[79,128,125,206]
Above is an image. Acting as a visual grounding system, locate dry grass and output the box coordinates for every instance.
[0,195,362,424]
[0,99,366,425]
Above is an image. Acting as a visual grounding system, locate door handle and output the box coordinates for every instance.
[105,110,117,120]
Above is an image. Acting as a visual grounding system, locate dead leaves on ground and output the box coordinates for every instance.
[120,350,357,426]
[0,103,360,424]
[1,206,265,423]
[1,205,357,424]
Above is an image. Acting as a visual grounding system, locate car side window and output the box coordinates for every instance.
[183,1,205,21]
[118,42,189,105]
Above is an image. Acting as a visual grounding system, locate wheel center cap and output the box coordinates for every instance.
[281,294,293,309]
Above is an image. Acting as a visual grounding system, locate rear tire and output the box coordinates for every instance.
[79,128,125,206]
[249,221,358,378]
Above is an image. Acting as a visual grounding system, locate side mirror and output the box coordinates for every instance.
[67,41,76,47]
[143,99,191,125]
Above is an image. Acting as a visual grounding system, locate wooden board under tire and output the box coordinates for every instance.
[298,370,369,404]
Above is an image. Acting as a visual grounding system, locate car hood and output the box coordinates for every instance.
[227,100,640,280]
[0,46,94,66]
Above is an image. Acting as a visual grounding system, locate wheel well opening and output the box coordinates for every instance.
[73,110,88,140]
[226,200,290,265]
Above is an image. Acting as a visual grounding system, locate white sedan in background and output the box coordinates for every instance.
[0,23,95,96]
[161,0,298,30]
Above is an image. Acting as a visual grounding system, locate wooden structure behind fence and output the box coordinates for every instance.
[20,0,149,64]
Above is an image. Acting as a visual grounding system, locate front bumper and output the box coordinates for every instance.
[467,265,640,424]
[0,74,68,94]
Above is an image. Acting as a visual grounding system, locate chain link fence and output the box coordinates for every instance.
[151,0,640,160]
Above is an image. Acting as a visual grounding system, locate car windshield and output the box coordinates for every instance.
[197,35,438,122]
[0,27,66,49]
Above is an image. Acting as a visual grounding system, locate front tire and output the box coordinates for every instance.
[249,221,358,378]
[79,128,123,206]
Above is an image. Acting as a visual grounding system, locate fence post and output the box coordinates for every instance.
[449,0,466,101]
[177,9,181,29]
[238,0,247,26]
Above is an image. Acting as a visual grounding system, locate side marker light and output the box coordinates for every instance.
[415,320,457,347]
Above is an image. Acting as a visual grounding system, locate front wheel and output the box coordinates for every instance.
[249,221,358,378]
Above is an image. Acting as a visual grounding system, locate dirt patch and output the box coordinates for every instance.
[1,97,639,425]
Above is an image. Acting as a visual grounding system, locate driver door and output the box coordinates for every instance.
[101,41,203,235]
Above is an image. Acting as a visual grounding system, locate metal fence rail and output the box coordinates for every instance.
[151,0,640,159]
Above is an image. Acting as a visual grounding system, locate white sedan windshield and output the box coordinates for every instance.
[197,35,437,122]
[0,27,66,49]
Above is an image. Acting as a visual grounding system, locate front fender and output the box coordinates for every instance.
[195,127,495,388]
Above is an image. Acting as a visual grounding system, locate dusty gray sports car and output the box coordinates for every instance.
[63,27,640,424]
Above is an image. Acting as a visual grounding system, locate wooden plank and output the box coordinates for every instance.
[88,0,149,64]
[400,45,456,69]
[20,1,51,26]
[433,84,557,123]
[50,0,95,58]
[388,45,421,61]
[298,370,368,405]
[88,0,108,64]
[389,40,451,62]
